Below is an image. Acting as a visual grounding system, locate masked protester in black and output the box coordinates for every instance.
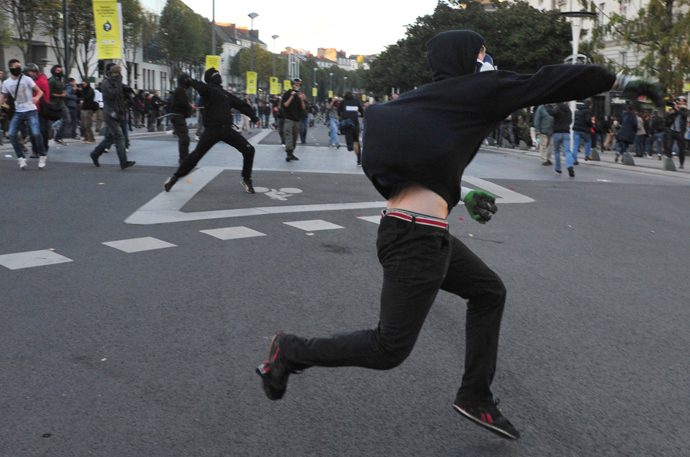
[169,73,193,164]
[255,30,666,441]
[163,68,261,194]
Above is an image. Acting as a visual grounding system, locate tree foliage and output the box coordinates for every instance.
[0,0,50,63]
[585,0,690,94]
[0,9,13,51]
[363,0,572,94]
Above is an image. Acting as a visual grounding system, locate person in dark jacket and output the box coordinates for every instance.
[593,114,609,153]
[644,110,664,159]
[615,106,637,161]
[79,79,99,143]
[337,91,364,165]
[163,68,261,194]
[254,30,665,441]
[573,100,592,162]
[281,78,306,161]
[88,64,136,170]
[665,96,689,168]
[546,102,575,176]
[169,73,193,164]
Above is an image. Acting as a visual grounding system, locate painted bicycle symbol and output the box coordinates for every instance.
[252,187,303,201]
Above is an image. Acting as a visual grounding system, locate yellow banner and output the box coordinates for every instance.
[205,56,220,72]
[93,0,122,59]
[328,90,333,99]
[684,82,690,93]
[246,71,257,95]
[362,94,366,101]
[270,77,279,95]
[284,80,292,91]
[277,83,282,93]
[312,87,317,97]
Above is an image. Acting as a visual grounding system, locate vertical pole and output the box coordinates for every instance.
[250,18,254,72]
[63,0,69,76]
[211,0,215,55]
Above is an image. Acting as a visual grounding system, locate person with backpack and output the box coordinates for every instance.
[0,59,47,169]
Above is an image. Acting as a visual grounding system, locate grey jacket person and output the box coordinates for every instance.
[534,105,554,136]
[101,74,130,122]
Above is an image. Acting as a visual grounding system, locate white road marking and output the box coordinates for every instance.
[200,227,267,240]
[284,220,344,231]
[358,215,381,225]
[0,250,73,270]
[125,167,534,225]
[103,237,176,253]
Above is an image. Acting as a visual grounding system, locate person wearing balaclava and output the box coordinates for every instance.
[162,68,261,194]
[255,30,666,440]
[48,64,71,145]
[88,63,136,170]
[168,73,193,164]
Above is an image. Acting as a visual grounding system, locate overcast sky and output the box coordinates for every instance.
[180,0,442,56]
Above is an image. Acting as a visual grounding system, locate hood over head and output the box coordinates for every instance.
[204,67,219,84]
[178,72,191,87]
[50,64,62,77]
[426,30,486,82]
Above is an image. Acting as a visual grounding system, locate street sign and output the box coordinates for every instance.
[284,80,292,90]
[205,55,220,71]
[270,77,279,95]
[312,87,317,97]
[328,90,333,99]
[93,0,122,59]
[246,71,257,95]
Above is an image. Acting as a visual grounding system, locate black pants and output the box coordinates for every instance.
[170,115,190,162]
[92,117,129,167]
[666,130,686,165]
[174,124,255,180]
[343,123,360,152]
[281,214,506,407]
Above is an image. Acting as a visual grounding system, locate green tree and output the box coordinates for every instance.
[0,0,51,63]
[232,45,287,87]
[585,0,690,94]
[0,10,13,51]
[121,0,143,84]
[363,0,572,94]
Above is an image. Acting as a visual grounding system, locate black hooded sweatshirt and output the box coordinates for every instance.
[170,74,193,118]
[189,68,259,127]
[362,30,617,211]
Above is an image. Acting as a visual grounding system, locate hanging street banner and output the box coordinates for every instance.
[277,83,282,93]
[205,56,220,72]
[328,90,333,99]
[93,0,122,59]
[683,82,690,93]
[312,87,317,97]
[362,94,367,101]
[270,77,279,95]
[246,72,257,95]
[284,80,292,91]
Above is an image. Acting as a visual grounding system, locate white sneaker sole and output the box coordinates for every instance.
[453,404,519,440]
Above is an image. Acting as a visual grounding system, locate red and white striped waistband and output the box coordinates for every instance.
[381,209,449,230]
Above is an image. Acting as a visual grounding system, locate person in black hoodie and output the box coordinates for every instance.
[169,73,193,164]
[255,30,663,440]
[163,68,261,193]
[337,91,364,165]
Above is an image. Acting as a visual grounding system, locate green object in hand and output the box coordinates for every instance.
[464,190,498,224]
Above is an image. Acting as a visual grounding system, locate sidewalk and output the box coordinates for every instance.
[486,143,690,180]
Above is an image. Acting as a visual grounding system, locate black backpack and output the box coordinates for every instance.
[0,75,22,120]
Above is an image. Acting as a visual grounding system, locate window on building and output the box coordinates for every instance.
[599,3,605,23]
[621,52,628,67]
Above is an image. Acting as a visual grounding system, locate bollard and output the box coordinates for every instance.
[519,140,528,151]
[590,149,601,161]
[622,152,635,166]
[663,156,676,171]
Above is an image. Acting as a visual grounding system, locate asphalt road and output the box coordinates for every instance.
[1,125,689,456]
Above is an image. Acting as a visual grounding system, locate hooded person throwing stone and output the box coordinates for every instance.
[163,68,261,193]
[255,30,664,440]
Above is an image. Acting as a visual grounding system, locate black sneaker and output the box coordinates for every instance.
[163,176,178,192]
[256,332,291,400]
[568,166,575,177]
[453,399,520,440]
[240,178,255,194]
[121,160,136,170]
[90,152,100,167]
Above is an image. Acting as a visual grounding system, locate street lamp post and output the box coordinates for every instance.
[343,76,348,93]
[248,12,258,72]
[271,34,279,76]
[286,47,291,80]
[329,72,333,97]
[211,0,215,55]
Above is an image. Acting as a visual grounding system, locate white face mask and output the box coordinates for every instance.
[477,59,495,73]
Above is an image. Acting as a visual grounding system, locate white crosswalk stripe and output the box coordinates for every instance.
[0,250,73,270]
[200,227,267,240]
[283,219,345,231]
[102,237,177,253]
